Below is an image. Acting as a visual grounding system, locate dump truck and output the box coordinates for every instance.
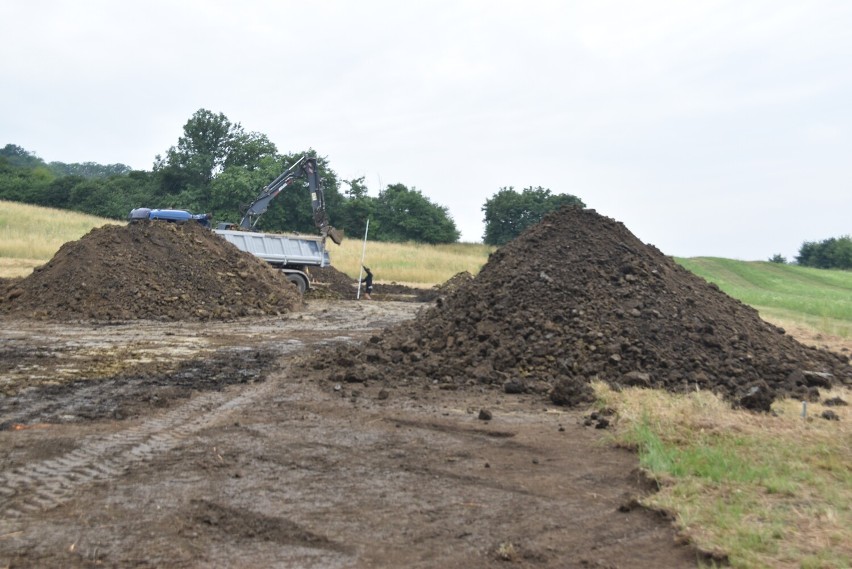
[129,155,343,293]
[213,228,330,293]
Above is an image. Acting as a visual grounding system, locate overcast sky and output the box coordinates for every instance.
[2,1,850,260]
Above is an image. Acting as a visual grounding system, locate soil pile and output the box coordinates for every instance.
[307,266,358,299]
[318,207,851,409]
[416,271,474,302]
[307,266,430,301]
[0,221,301,321]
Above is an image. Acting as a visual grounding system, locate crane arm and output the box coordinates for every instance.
[239,156,343,244]
[239,156,307,230]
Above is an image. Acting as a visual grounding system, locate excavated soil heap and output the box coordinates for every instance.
[0,221,301,321]
[318,207,851,409]
[416,270,475,302]
[307,266,430,301]
[307,266,359,299]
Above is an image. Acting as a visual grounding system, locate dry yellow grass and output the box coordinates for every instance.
[0,200,119,266]
[0,257,44,278]
[328,238,493,286]
[0,201,492,283]
[597,382,851,568]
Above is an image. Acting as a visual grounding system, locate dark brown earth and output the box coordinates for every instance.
[0,302,701,569]
[306,265,362,300]
[1,207,850,567]
[0,221,302,321]
[320,207,851,410]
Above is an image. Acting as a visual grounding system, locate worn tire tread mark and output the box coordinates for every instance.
[0,379,277,535]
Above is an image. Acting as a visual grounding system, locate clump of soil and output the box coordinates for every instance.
[416,271,475,302]
[307,266,430,301]
[307,266,358,299]
[316,207,851,409]
[0,221,301,321]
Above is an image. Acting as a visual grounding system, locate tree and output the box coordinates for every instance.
[153,109,277,209]
[372,183,460,244]
[0,152,54,202]
[48,161,132,178]
[796,236,852,270]
[768,254,787,264]
[336,176,374,238]
[0,144,45,169]
[482,186,584,245]
[224,131,278,171]
[0,144,152,217]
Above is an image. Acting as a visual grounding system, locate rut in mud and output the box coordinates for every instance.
[318,206,852,410]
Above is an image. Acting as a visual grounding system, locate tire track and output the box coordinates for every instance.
[0,377,278,535]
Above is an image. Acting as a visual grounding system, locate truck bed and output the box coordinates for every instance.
[213,229,330,268]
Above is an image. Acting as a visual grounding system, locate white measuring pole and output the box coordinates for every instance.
[356,218,370,299]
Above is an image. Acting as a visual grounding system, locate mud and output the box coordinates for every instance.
[0,301,700,568]
[322,207,851,410]
[2,205,850,566]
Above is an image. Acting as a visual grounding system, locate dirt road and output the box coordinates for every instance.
[1,300,698,568]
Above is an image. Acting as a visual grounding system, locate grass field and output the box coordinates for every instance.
[0,200,492,284]
[330,238,493,286]
[2,201,850,567]
[0,200,120,277]
[599,384,850,569]
[677,257,852,338]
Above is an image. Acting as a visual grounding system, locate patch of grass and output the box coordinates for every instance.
[0,200,119,263]
[329,238,494,286]
[598,383,852,569]
[0,257,44,278]
[676,257,852,337]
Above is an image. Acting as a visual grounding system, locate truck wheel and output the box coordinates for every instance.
[286,274,308,294]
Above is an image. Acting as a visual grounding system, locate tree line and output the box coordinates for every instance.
[1,109,585,246]
[791,237,852,270]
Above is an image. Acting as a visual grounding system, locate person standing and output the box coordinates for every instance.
[362,266,374,300]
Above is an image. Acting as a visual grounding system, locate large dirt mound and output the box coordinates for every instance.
[0,221,301,321]
[317,207,851,409]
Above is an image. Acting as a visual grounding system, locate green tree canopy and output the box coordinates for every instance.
[48,161,132,178]
[796,236,852,270]
[482,186,584,245]
[153,109,277,208]
[371,183,460,244]
[336,176,374,238]
[2,110,460,245]
[1,144,46,169]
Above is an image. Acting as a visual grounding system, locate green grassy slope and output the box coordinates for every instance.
[676,257,852,337]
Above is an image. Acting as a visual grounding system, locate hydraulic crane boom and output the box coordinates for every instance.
[240,155,343,245]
